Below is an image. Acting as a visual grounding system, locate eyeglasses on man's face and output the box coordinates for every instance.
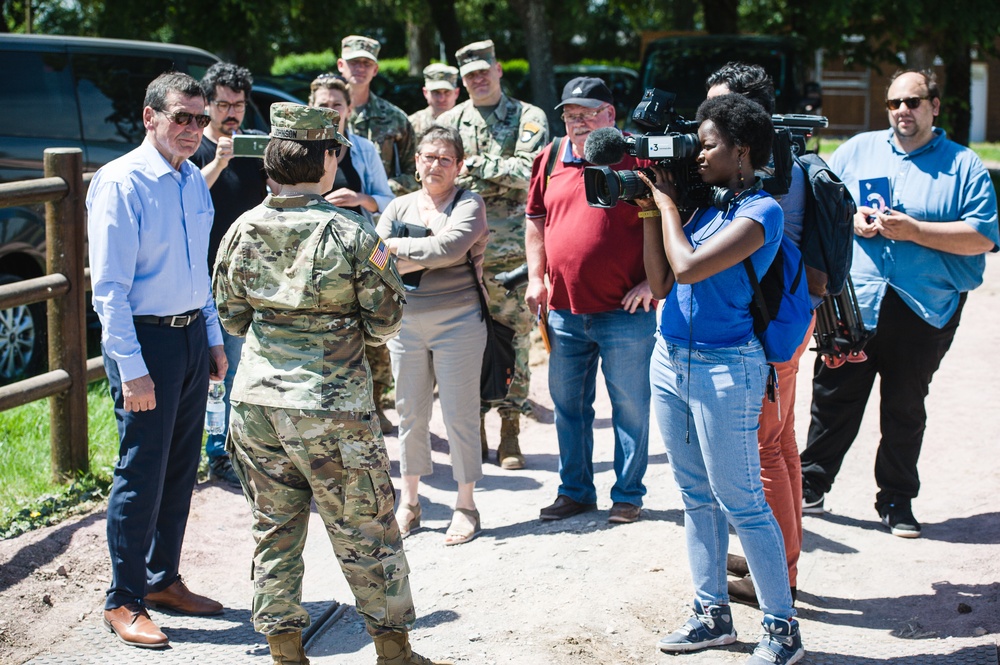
[156,109,211,128]
[418,153,456,168]
[885,96,931,111]
[212,100,247,113]
[561,108,604,125]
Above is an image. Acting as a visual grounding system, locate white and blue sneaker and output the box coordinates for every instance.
[658,599,737,653]
[746,615,804,665]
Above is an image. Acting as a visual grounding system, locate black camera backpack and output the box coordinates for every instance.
[795,153,857,297]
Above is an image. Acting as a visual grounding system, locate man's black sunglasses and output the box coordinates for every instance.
[885,96,931,111]
[156,109,211,128]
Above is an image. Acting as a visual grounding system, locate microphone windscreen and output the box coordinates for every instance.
[584,127,628,165]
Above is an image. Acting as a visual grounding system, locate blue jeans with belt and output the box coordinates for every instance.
[650,335,795,619]
[547,307,655,506]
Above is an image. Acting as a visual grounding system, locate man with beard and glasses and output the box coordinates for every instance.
[191,62,279,487]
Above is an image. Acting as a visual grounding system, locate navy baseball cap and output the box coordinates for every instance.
[555,76,614,109]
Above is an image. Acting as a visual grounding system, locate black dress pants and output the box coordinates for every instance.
[801,287,966,509]
[103,321,209,610]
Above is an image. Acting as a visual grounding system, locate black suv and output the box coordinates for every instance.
[635,35,821,122]
[0,34,299,383]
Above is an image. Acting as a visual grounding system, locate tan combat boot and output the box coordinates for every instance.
[497,413,525,470]
[266,631,310,665]
[373,381,393,435]
[480,413,489,461]
[372,631,452,665]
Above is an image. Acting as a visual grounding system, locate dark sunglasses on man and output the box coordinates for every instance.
[156,109,212,128]
[885,96,932,111]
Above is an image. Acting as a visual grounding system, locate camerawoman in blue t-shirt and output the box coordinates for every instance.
[636,93,805,665]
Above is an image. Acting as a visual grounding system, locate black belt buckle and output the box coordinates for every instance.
[169,314,191,327]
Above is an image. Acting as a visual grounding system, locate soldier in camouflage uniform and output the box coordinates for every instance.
[337,35,416,435]
[213,103,448,665]
[437,39,549,470]
[408,63,461,137]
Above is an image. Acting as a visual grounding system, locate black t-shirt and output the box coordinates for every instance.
[191,131,269,269]
[329,146,364,216]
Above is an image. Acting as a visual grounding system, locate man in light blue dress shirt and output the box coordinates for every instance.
[800,70,999,539]
[87,72,229,648]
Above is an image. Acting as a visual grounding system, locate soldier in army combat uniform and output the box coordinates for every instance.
[213,103,448,665]
[408,63,461,136]
[337,34,416,434]
[437,39,549,470]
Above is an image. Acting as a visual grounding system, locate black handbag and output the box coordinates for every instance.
[470,260,517,402]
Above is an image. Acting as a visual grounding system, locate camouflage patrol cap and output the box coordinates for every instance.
[269,103,352,146]
[341,35,380,62]
[456,40,496,78]
[423,63,459,91]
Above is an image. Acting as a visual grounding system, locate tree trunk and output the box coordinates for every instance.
[509,0,557,126]
[701,0,738,34]
[673,0,696,32]
[940,44,972,146]
[406,19,434,75]
[425,0,463,67]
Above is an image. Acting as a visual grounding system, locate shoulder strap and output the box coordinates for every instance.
[543,137,563,192]
[447,187,466,214]
[743,257,771,331]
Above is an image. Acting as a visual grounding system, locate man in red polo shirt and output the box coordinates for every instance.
[525,77,655,523]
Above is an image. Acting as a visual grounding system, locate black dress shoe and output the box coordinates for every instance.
[539,495,597,521]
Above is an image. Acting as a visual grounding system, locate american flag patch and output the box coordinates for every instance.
[369,239,389,270]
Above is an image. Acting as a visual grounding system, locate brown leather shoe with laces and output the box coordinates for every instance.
[145,578,223,616]
[103,603,169,648]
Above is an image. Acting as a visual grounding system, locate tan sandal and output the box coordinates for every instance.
[444,507,481,546]
[395,502,421,538]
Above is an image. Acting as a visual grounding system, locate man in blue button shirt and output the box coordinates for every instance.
[87,72,229,648]
[800,70,999,538]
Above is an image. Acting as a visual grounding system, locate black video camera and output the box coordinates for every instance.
[583,88,829,210]
[583,89,708,211]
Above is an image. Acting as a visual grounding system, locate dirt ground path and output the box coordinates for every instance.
[2,258,999,665]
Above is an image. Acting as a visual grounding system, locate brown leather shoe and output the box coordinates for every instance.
[539,495,597,521]
[727,553,750,578]
[145,578,223,616]
[103,603,169,648]
[608,502,641,524]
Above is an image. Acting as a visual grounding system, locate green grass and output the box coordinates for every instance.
[0,380,119,537]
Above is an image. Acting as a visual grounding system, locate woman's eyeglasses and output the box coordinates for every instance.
[156,109,211,128]
[418,153,456,168]
[885,96,930,111]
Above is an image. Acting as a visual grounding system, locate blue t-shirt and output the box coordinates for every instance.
[829,128,999,329]
[658,191,784,348]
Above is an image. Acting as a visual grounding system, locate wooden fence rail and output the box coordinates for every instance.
[0,148,105,481]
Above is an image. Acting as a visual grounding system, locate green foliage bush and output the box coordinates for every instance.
[270,51,636,91]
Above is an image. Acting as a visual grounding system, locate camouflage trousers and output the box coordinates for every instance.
[481,262,533,417]
[227,402,415,637]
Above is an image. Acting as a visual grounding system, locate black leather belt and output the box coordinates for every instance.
[133,309,201,327]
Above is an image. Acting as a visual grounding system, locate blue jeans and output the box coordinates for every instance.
[650,336,795,619]
[205,328,244,460]
[548,308,655,506]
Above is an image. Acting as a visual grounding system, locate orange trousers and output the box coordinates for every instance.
[757,317,815,588]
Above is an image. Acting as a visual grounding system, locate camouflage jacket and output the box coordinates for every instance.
[349,92,418,196]
[437,95,548,270]
[407,107,437,138]
[213,193,405,412]
[436,95,548,214]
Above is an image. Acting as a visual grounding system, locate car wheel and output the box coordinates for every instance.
[0,273,47,384]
